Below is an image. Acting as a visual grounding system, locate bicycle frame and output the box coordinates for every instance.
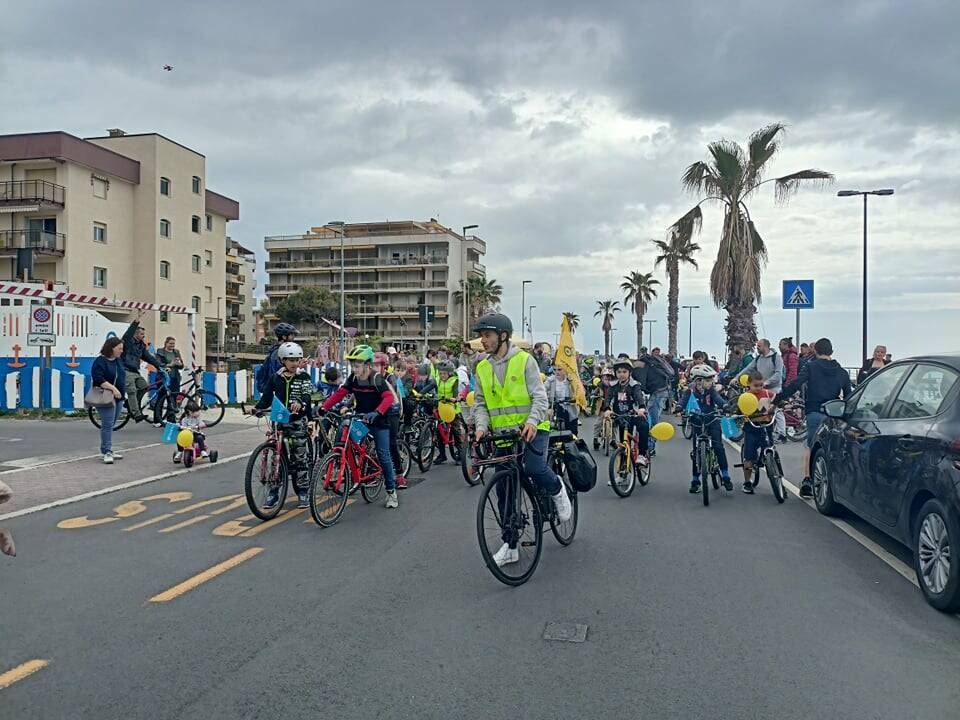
[324,415,382,493]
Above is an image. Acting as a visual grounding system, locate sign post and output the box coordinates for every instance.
[29,300,56,415]
[782,279,814,350]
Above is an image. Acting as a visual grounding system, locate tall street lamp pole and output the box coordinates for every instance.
[681,304,700,358]
[643,319,656,350]
[325,221,346,363]
[521,280,532,341]
[462,224,478,340]
[837,189,894,363]
[216,296,223,368]
[528,305,536,343]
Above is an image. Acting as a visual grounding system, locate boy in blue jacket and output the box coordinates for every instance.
[679,363,732,494]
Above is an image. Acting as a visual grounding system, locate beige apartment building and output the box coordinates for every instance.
[263,220,486,348]
[0,130,239,366]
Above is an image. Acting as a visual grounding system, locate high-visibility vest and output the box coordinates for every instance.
[476,351,550,433]
[430,363,440,385]
[437,375,460,414]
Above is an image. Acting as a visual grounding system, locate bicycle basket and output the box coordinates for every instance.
[720,416,739,440]
[563,438,597,492]
[349,419,370,444]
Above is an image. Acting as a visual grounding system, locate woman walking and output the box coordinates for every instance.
[91,337,127,464]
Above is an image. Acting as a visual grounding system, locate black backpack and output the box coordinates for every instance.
[563,438,597,492]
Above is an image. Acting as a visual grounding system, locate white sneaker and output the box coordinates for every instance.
[553,487,573,522]
[102,452,114,464]
[385,490,399,509]
[111,450,124,460]
[200,450,209,458]
[492,542,519,567]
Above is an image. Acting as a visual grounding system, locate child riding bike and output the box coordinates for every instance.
[739,370,777,494]
[679,363,732,494]
[434,359,461,464]
[600,360,650,466]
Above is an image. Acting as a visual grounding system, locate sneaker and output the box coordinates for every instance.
[395,475,408,490]
[649,448,657,458]
[263,487,280,509]
[102,452,114,464]
[385,490,399,509]
[111,450,124,460]
[435,457,447,465]
[492,542,519,567]
[799,478,814,498]
[152,422,164,428]
[637,455,649,467]
[742,481,754,495]
[689,481,701,494]
[200,450,209,458]
[173,451,182,463]
[722,477,734,492]
[552,487,573,523]
[296,490,309,508]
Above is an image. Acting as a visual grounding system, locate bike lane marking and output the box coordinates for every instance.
[148,547,264,603]
[0,659,49,690]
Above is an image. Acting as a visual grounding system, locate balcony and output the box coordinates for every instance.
[0,180,65,210]
[468,260,486,275]
[356,304,448,315]
[264,255,449,272]
[0,229,66,256]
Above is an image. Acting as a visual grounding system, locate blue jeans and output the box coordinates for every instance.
[496,429,562,546]
[646,389,668,450]
[97,401,121,455]
[369,425,397,491]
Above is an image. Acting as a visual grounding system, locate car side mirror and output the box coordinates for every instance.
[822,399,846,419]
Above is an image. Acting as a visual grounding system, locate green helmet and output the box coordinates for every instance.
[345,344,375,362]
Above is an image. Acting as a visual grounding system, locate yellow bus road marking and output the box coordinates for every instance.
[302,497,357,523]
[148,548,264,603]
[123,513,176,532]
[159,515,211,533]
[211,497,300,537]
[0,659,49,690]
[240,508,307,537]
[57,492,193,529]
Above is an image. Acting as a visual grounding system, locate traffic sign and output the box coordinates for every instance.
[30,303,55,333]
[27,333,56,347]
[782,280,814,309]
[418,305,435,324]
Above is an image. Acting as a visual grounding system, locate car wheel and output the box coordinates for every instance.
[812,450,841,516]
[914,498,960,613]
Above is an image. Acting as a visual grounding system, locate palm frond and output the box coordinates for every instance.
[681,161,718,196]
[745,123,786,186]
[773,169,834,204]
[666,205,703,248]
[707,140,745,197]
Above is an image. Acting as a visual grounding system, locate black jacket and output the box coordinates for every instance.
[778,358,852,413]
[121,321,163,373]
[632,357,672,394]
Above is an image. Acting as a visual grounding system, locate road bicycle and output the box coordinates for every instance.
[241,404,316,521]
[607,412,651,498]
[690,413,727,507]
[734,414,787,503]
[309,412,387,528]
[782,400,807,443]
[475,431,578,586]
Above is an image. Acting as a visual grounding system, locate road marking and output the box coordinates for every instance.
[0,443,164,473]
[148,547,263,603]
[240,508,307,536]
[722,437,918,587]
[159,514,211,533]
[56,492,193,529]
[123,513,176,532]
[0,659,49,690]
[0,452,251,522]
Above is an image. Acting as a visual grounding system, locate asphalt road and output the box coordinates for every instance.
[2,416,959,719]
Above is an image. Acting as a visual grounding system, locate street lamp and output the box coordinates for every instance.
[643,319,657,350]
[462,224,478,340]
[359,297,366,338]
[681,304,700,358]
[837,189,894,363]
[528,305,536,342]
[324,221,347,362]
[521,280,532,341]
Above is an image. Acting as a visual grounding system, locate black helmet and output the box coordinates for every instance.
[471,313,513,336]
[274,322,298,339]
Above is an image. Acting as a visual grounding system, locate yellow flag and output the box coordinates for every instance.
[555,315,587,410]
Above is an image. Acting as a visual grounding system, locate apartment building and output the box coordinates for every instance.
[263,220,486,347]
[0,130,239,365]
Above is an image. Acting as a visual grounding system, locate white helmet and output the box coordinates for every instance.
[689,363,717,379]
[277,342,304,360]
[386,346,397,355]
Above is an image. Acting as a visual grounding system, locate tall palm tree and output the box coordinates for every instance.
[593,300,620,358]
[621,271,660,356]
[454,277,504,324]
[653,232,701,356]
[563,312,580,334]
[667,123,833,353]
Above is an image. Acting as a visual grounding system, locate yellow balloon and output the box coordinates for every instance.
[438,402,456,424]
[466,391,476,407]
[592,377,601,387]
[539,372,546,382]
[737,392,760,416]
[650,422,675,442]
[176,429,194,448]
[739,373,751,387]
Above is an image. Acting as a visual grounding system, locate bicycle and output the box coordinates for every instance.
[309,412,386,528]
[734,414,787,503]
[600,411,615,456]
[241,404,316,521]
[782,400,807,443]
[680,411,694,439]
[475,431,578,586]
[607,412,651,498]
[407,393,439,472]
[690,413,727,507]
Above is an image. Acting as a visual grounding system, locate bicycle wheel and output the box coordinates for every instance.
[699,443,710,507]
[310,453,351,527]
[784,419,807,443]
[608,447,635,498]
[549,477,578,546]
[449,419,466,462]
[416,423,435,472]
[184,390,225,427]
[476,469,543,586]
[398,438,413,478]
[460,439,483,487]
[765,451,786,503]
[682,416,693,439]
[244,441,289,520]
[360,450,384,503]
[636,453,651,486]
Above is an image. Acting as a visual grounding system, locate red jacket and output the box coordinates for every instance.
[782,347,799,385]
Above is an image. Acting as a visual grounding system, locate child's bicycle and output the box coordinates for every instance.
[691,413,727,507]
[732,413,787,503]
[599,411,615,456]
[172,430,218,468]
[607,412,651,498]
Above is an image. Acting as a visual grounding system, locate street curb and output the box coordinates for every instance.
[0,451,251,522]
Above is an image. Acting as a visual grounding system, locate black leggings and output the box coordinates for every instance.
[387,412,403,474]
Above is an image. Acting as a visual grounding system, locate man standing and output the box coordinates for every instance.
[779,337,799,385]
[121,312,164,423]
[634,351,674,455]
[745,338,785,438]
[154,336,184,425]
[256,323,298,394]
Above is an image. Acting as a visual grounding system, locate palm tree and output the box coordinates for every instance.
[653,232,700,356]
[563,312,580,334]
[454,277,504,324]
[621,271,660,356]
[593,300,620,358]
[667,123,833,353]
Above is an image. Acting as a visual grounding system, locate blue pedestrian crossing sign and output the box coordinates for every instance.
[782,279,814,309]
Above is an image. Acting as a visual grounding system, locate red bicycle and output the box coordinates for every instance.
[309,412,385,527]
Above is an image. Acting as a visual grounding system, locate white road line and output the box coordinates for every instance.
[722,436,918,587]
[0,443,164,474]
[0,452,252,522]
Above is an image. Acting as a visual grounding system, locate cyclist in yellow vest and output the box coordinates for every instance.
[471,312,572,567]
[434,359,460,464]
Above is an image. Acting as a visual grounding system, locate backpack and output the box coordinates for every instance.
[255,345,280,394]
[564,438,597,492]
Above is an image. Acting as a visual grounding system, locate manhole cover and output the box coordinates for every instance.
[543,622,588,643]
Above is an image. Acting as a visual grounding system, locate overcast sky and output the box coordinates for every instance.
[3,1,959,366]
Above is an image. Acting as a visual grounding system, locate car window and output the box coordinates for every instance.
[849,364,910,420]
[889,364,959,419]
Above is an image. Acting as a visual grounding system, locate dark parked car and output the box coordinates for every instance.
[810,355,960,612]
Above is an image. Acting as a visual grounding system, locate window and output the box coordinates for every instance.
[204,250,213,267]
[159,310,169,323]
[204,286,213,303]
[849,365,910,420]
[160,177,170,196]
[160,219,170,238]
[206,214,213,231]
[192,176,201,194]
[92,177,108,199]
[93,267,107,288]
[191,296,201,312]
[890,365,959,419]
[192,254,201,273]
[160,261,170,280]
[93,222,107,243]
[192,216,201,233]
